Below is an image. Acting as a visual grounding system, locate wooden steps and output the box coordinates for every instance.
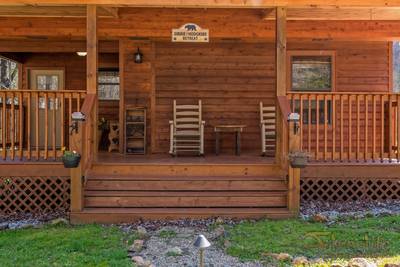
[70,162,291,223]
[71,207,294,224]
[88,162,285,177]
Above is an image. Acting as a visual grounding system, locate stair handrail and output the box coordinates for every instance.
[69,93,96,212]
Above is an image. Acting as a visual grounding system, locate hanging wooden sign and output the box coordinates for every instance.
[172,23,209,43]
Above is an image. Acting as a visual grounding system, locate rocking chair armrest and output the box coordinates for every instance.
[169,120,174,125]
[201,120,206,125]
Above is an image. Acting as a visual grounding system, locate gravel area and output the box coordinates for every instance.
[301,200,400,221]
[0,211,67,230]
[131,225,263,267]
[1,200,399,266]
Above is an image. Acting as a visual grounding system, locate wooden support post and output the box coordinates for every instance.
[69,122,84,212]
[276,7,286,97]
[87,4,98,158]
[275,7,287,165]
[288,120,301,215]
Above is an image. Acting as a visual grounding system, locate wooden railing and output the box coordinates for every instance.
[287,92,400,163]
[0,89,86,161]
[69,93,96,212]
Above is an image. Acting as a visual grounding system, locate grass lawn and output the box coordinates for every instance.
[225,215,400,266]
[0,224,134,267]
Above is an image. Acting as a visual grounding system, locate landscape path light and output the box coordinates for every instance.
[193,234,211,267]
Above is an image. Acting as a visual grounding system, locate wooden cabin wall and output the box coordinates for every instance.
[288,41,391,156]
[13,40,392,156]
[2,9,400,41]
[19,52,119,121]
[119,39,155,152]
[154,41,276,154]
[123,40,389,155]
[21,53,86,90]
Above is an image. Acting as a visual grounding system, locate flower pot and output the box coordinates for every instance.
[290,156,308,168]
[62,155,81,168]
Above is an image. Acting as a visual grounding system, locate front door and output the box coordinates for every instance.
[29,69,64,150]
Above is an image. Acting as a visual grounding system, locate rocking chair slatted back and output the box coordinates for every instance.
[260,102,276,156]
[170,100,204,156]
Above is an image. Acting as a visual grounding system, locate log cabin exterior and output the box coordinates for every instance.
[0,1,399,223]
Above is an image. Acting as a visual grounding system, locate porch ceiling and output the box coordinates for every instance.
[2,5,400,20]
[2,0,400,8]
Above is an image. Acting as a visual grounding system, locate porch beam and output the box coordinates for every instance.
[2,0,400,8]
[99,6,119,18]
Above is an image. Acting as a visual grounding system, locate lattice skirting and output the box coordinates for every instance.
[301,178,400,202]
[0,176,70,214]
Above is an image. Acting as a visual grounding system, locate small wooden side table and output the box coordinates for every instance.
[214,125,246,156]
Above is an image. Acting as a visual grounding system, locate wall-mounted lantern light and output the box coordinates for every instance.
[134,48,143,64]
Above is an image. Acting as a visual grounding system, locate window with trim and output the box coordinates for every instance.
[288,51,335,124]
[0,56,18,89]
[0,56,19,105]
[98,69,119,100]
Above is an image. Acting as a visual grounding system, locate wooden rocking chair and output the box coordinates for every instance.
[169,100,205,156]
[260,102,276,156]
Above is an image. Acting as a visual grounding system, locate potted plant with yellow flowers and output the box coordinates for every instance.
[61,147,81,168]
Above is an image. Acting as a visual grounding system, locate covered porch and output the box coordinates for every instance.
[1,2,400,222]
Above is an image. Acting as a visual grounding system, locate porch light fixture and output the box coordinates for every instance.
[76,52,87,57]
[194,235,211,267]
[134,48,143,64]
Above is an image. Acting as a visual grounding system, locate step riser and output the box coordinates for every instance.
[84,195,287,208]
[71,209,294,224]
[85,180,287,191]
[90,164,284,177]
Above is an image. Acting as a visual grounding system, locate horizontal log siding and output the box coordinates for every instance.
[21,52,119,121]
[154,41,276,154]
[287,42,391,162]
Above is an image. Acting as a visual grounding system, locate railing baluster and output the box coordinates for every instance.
[35,93,39,160]
[10,92,15,160]
[390,93,393,162]
[68,93,72,135]
[77,93,81,112]
[356,95,360,162]
[60,92,65,151]
[397,94,400,162]
[364,94,368,162]
[52,93,56,160]
[308,94,311,154]
[349,95,352,162]
[1,92,6,160]
[44,93,48,160]
[381,95,385,162]
[324,94,328,161]
[27,92,31,160]
[316,95,320,161]
[299,94,303,151]
[18,92,23,159]
[372,95,376,162]
[340,95,344,161]
[332,94,336,161]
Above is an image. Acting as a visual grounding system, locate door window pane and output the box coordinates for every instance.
[37,75,59,90]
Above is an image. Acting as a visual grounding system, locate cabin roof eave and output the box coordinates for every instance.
[2,0,400,8]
